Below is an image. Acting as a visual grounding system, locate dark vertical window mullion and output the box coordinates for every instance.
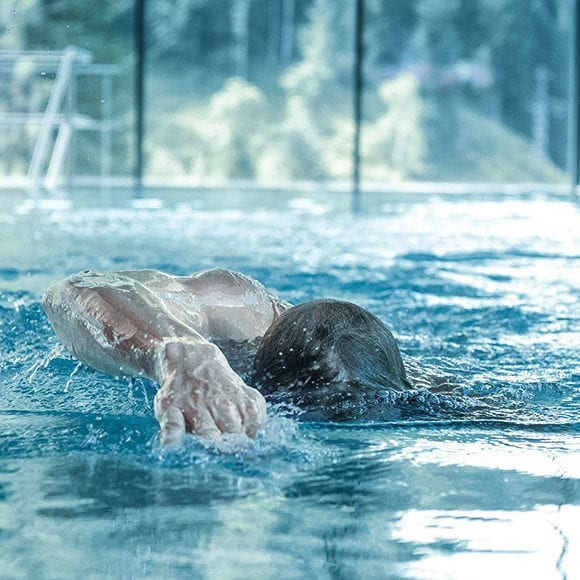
[352,0,365,212]
[573,0,580,193]
[135,0,146,197]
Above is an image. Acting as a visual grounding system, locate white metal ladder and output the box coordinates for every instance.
[27,46,92,195]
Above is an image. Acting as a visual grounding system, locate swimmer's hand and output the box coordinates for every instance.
[153,340,267,445]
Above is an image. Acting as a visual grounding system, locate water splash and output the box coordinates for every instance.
[26,344,67,384]
[63,362,84,393]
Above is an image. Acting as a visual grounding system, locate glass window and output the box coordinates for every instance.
[0,0,136,191]
[0,0,573,191]
[362,0,572,184]
[146,0,355,185]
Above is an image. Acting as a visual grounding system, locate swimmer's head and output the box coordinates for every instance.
[252,299,410,419]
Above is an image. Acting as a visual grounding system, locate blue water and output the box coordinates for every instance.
[0,190,579,578]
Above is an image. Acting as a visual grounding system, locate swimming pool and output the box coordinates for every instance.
[1,189,578,578]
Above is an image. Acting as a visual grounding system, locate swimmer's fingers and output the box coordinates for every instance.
[210,400,243,435]
[156,397,221,444]
[157,404,186,446]
[240,388,267,438]
[184,404,222,441]
[204,389,266,438]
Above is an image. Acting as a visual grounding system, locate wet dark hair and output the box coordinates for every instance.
[252,299,411,419]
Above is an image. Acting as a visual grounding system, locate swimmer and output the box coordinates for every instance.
[43,268,424,445]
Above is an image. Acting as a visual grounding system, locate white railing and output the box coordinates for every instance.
[0,47,122,195]
[27,46,92,194]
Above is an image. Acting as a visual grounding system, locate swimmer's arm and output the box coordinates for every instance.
[42,271,266,443]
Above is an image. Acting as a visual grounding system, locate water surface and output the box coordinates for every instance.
[0,190,578,578]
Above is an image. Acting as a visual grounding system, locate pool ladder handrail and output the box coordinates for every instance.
[26,46,93,196]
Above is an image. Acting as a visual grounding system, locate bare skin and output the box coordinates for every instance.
[42,268,290,445]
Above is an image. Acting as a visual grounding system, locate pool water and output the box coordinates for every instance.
[1,190,579,578]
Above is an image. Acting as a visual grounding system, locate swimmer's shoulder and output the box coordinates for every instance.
[65,268,170,288]
[184,269,291,307]
[184,269,262,291]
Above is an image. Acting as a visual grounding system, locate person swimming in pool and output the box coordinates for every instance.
[43,268,422,445]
